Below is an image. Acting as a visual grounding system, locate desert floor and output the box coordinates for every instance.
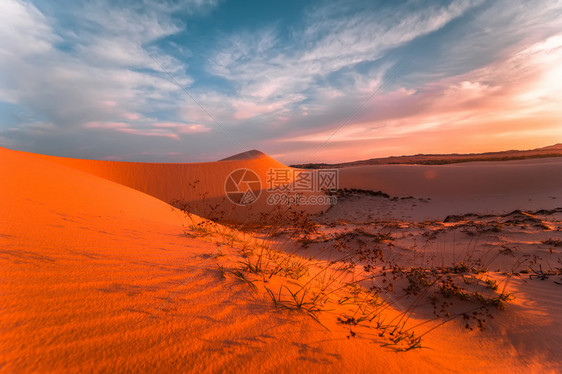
[1,146,561,373]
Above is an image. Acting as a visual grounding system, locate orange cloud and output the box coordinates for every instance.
[276,34,562,163]
[152,122,210,133]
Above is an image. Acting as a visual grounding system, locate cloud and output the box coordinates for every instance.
[1,0,560,163]
[0,0,211,151]
[152,122,210,133]
[0,0,58,60]
[85,120,210,140]
[205,0,483,120]
[272,30,562,163]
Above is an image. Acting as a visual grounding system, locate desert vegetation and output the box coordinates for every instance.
[169,186,562,351]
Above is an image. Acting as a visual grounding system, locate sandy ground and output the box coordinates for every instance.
[337,157,562,220]
[1,146,561,373]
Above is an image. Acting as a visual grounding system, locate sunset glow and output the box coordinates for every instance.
[1,0,561,163]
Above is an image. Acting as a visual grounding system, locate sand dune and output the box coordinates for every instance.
[0,147,337,372]
[338,157,562,220]
[33,148,288,220]
[27,148,325,222]
[1,146,561,372]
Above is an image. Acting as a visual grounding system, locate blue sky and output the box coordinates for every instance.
[1,0,561,163]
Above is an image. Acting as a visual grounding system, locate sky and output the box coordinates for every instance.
[1,0,561,164]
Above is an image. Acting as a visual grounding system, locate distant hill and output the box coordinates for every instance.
[291,143,562,169]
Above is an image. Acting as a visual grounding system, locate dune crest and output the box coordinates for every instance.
[15,147,326,222]
[219,149,268,161]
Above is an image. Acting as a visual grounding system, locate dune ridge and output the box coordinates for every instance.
[33,148,286,204]
[16,147,324,222]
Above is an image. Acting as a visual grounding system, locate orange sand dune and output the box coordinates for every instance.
[32,149,288,221]
[2,146,561,372]
[1,146,341,372]
[18,148,325,222]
